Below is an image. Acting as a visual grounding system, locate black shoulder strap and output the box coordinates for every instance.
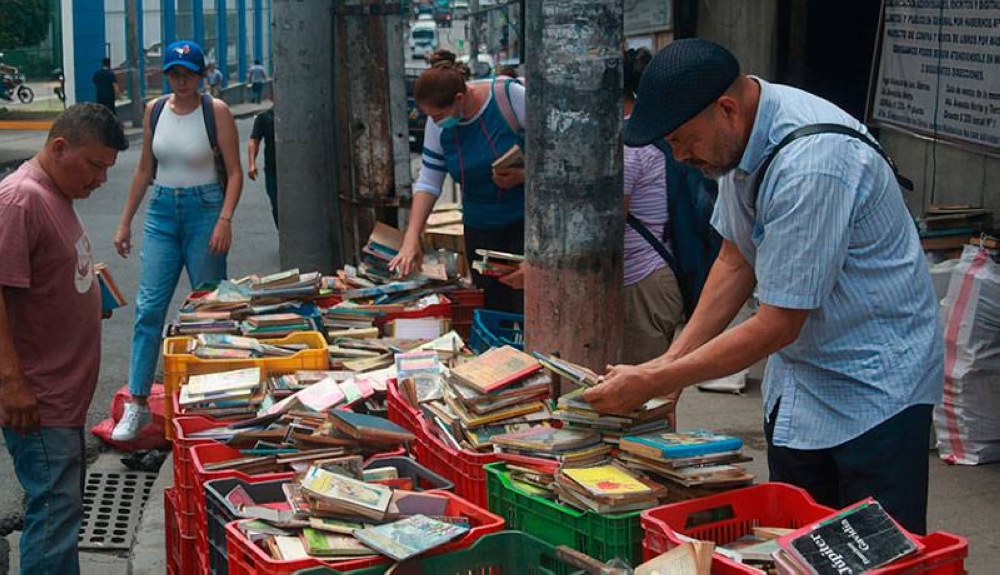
[751,123,914,211]
[149,96,169,179]
[627,213,681,279]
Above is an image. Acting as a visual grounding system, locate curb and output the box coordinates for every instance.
[0,106,265,174]
[0,120,54,131]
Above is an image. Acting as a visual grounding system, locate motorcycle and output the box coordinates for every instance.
[52,67,65,102]
[0,68,34,104]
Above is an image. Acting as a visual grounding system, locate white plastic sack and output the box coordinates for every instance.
[696,369,749,394]
[933,245,1000,465]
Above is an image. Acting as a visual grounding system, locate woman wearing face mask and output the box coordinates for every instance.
[390,49,526,313]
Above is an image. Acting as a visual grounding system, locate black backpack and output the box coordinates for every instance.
[627,140,722,317]
[149,94,227,189]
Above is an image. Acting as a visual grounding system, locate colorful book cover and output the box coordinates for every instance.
[620,429,744,459]
[352,514,469,561]
[300,466,392,515]
[560,465,652,498]
[450,345,542,393]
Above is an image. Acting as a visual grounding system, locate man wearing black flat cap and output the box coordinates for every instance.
[585,38,942,534]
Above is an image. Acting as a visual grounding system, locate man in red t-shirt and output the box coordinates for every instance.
[0,103,127,572]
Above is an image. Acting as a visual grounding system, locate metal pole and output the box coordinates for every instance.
[125,0,144,127]
[333,0,411,264]
[273,0,344,271]
[468,0,480,65]
[524,0,624,379]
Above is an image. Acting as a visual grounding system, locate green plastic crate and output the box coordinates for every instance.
[485,462,645,566]
[290,531,585,574]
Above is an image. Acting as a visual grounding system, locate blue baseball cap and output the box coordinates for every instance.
[162,40,206,74]
[624,39,740,147]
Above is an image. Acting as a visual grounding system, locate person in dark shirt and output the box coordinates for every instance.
[248,107,277,228]
[92,58,119,115]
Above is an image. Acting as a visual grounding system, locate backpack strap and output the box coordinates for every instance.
[149,95,169,179]
[627,212,682,281]
[491,77,523,140]
[751,123,913,212]
[200,93,219,152]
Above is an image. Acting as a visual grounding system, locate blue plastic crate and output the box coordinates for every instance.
[469,309,525,353]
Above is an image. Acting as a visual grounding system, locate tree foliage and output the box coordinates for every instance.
[0,0,52,50]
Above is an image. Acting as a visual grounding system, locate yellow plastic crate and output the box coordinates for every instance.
[161,331,330,437]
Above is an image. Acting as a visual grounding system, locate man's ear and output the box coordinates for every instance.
[715,95,739,121]
[48,137,69,159]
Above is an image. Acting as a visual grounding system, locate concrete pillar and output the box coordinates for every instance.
[71,0,106,105]
[193,0,205,46]
[524,0,624,377]
[273,0,344,271]
[126,0,144,126]
[333,0,411,263]
[253,0,263,61]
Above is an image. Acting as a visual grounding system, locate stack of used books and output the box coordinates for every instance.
[184,334,308,360]
[415,346,555,451]
[635,538,715,575]
[359,223,404,284]
[250,269,323,302]
[471,249,523,278]
[178,367,266,419]
[243,312,315,338]
[553,463,665,514]
[918,204,994,251]
[230,461,472,562]
[193,410,415,471]
[553,387,672,445]
[617,429,754,498]
[490,426,610,498]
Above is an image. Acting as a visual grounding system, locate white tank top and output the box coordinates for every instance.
[151,102,219,188]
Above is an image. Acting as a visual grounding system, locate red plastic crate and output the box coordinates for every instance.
[171,416,227,518]
[640,483,968,574]
[386,378,423,435]
[225,489,505,575]
[412,416,500,508]
[374,296,453,333]
[165,488,181,575]
[190,443,295,554]
[448,288,485,339]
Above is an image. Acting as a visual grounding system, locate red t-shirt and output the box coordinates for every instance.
[0,161,101,427]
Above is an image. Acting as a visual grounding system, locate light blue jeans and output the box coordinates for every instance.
[128,184,228,396]
[3,427,85,575]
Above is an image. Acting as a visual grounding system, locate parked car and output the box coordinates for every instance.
[405,65,429,151]
[114,43,164,92]
[410,20,439,60]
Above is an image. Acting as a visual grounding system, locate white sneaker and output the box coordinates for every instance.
[111,402,152,441]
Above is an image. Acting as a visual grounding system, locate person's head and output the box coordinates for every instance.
[38,103,128,200]
[414,50,469,129]
[254,59,262,66]
[624,39,755,179]
[162,40,206,95]
[623,47,652,101]
[101,57,112,68]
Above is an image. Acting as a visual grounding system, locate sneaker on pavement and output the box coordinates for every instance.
[111,402,151,441]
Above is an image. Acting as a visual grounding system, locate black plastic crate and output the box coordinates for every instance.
[204,477,290,575]
[363,456,455,492]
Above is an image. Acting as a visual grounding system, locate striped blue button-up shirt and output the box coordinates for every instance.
[711,79,943,449]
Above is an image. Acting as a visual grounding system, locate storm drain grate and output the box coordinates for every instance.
[78,470,157,550]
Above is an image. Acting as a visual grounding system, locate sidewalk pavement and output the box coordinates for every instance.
[0,101,271,175]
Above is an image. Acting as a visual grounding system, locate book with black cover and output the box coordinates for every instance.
[778,498,922,575]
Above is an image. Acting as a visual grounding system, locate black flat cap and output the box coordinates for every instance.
[624,38,740,147]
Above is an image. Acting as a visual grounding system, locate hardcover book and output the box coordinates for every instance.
[449,345,541,394]
[620,429,744,460]
[95,263,127,312]
[778,499,922,575]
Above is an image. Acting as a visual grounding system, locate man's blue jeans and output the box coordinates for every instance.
[128,184,228,396]
[3,427,85,575]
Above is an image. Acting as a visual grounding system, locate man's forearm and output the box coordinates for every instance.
[0,289,23,381]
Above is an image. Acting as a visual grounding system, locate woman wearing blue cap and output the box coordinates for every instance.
[111,39,243,441]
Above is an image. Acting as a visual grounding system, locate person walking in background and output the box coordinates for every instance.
[620,47,685,428]
[248,105,278,228]
[92,57,120,115]
[247,59,268,104]
[111,40,244,441]
[0,103,128,573]
[586,39,942,534]
[389,49,526,312]
[205,62,223,98]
